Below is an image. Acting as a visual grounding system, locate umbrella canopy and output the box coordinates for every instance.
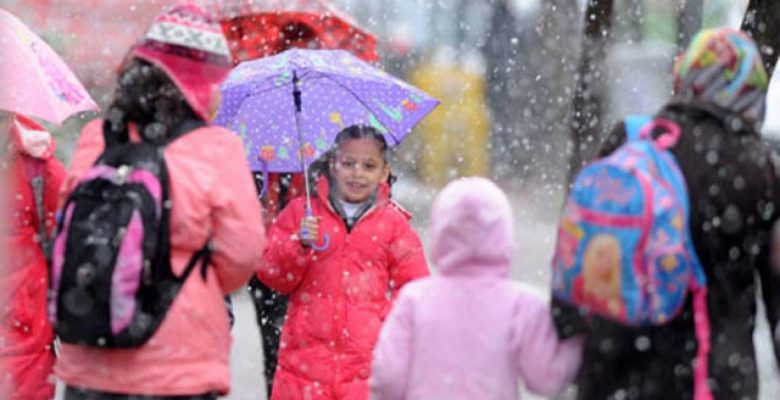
[214,48,438,173]
[2,0,179,98]
[213,0,378,63]
[0,7,98,125]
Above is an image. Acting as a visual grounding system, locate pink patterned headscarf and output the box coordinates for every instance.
[674,28,768,125]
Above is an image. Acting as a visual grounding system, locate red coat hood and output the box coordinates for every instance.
[10,115,56,160]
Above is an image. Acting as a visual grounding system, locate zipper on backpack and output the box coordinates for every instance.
[144,259,152,284]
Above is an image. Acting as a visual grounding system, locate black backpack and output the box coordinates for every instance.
[50,120,209,347]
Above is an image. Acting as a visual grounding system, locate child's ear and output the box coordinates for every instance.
[381,163,391,183]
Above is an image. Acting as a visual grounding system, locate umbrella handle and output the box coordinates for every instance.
[302,207,330,252]
[259,161,269,198]
[310,234,331,252]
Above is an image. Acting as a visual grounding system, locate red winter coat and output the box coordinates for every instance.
[258,177,429,400]
[0,116,65,400]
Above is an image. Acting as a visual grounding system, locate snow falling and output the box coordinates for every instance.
[2,1,780,399]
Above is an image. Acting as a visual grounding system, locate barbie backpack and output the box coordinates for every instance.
[551,116,714,400]
[551,116,707,325]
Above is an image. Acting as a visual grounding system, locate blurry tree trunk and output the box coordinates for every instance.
[455,0,468,57]
[567,0,614,185]
[621,0,644,43]
[741,0,780,77]
[530,0,581,184]
[676,0,704,53]
[483,0,523,180]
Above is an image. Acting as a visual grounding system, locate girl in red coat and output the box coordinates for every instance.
[0,113,65,399]
[258,125,429,400]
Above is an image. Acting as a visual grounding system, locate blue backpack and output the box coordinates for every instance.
[552,116,706,325]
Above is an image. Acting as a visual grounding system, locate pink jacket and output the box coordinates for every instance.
[370,177,582,400]
[54,119,265,396]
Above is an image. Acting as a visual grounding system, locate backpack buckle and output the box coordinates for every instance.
[115,165,132,185]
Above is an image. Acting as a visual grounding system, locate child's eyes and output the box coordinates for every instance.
[338,160,378,171]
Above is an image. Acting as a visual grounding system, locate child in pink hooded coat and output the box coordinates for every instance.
[370,177,582,400]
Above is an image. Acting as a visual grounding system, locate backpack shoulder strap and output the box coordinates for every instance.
[178,242,212,282]
[103,119,207,150]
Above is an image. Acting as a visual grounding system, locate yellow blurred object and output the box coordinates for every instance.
[408,63,491,186]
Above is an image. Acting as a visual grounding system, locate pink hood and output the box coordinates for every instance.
[371,179,582,400]
[430,177,514,278]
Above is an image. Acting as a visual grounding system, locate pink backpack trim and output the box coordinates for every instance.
[692,286,713,400]
[49,203,75,324]
[111,210,145,335]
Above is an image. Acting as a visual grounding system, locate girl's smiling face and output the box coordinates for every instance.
[330,137,390,204]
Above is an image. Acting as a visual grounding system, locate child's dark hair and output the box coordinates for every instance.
[309,125,397,187]
[333,125,392,163]
[104,58,200,144]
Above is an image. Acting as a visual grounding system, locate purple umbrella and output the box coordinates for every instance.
[215,49,438,243]
[215,47,439,175]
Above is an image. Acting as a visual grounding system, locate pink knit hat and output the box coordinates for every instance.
[130,3,231,121]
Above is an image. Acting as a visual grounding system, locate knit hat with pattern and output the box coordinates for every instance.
[131,2,231,120]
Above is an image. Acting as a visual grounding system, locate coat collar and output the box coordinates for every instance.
[664,99,760,137]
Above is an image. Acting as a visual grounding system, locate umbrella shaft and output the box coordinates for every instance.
[291,70,312,211]
[295,108,313,212]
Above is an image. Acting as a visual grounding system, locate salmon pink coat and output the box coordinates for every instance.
[54,119,265,396]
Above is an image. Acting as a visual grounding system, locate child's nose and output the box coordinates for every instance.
[351,165,366,176]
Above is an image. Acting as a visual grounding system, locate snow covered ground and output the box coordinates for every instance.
[224,290,267,400]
